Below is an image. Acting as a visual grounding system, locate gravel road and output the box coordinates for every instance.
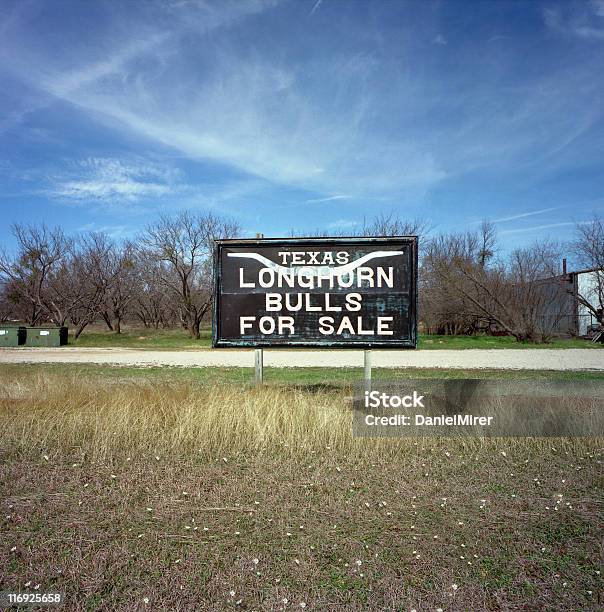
[0,347,602,370]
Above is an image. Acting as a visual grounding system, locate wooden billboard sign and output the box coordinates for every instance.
[212,236,418,349]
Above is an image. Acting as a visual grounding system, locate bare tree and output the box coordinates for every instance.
[572,216,604,327]
[0,280,18,322]
[67,233,118,339]
[421,222,497,334]
[425,226,567,342]
[359,213,431,238]
[142,211,240,339]
[97,241,138,334]
[131,255,179,329]
[0,224,69,325]
[290,213,431,239]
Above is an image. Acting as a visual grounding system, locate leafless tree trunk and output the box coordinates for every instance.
[141,211,240,339]
[0,224,70,325]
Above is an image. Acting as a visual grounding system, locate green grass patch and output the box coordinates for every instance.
[2,362,604,386]
[64,325,602,350]
[70,326,212,349]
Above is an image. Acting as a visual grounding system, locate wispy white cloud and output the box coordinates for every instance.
[1,0,603,214]
[326,218,360,229]
[543,1,604,40]
[492,207,559,223]
[46,157,182,205]
[432,34,447,46]
[309,0,323,16]
[0,1,448,200]
[305,195,352,204]
[500,221,581,235]
[76,222,133,239]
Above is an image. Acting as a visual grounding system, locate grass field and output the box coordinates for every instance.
[0,365,602,610]
[68,325,603,350]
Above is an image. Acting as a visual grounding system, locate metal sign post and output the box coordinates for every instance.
[255,344,264,384]
[364,349,372,393]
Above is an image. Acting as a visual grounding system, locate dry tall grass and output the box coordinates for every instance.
[1,371,597,462]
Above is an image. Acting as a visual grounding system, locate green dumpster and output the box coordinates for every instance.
[0,326,26,347]
[25,326,68,347]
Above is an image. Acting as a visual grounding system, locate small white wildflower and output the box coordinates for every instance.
[146,508,153,512]
[24,582,31,587]
[43,455,49,461]
[143,597,149,604]
[34,585,40,591]
[11,546,17,552]
[294,559,300,565]
[452,584,459,591]
[229,590,235,597]
[299,604,306,609]
[234,531,240,535]
[253,558,259,565]
[282,598,288,604]
[174,559,181,564]
[356,560,362,566]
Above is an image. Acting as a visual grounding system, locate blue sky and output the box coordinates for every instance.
[1,0,603,251]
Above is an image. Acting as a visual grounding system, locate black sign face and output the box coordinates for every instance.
[212,237,418,348]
